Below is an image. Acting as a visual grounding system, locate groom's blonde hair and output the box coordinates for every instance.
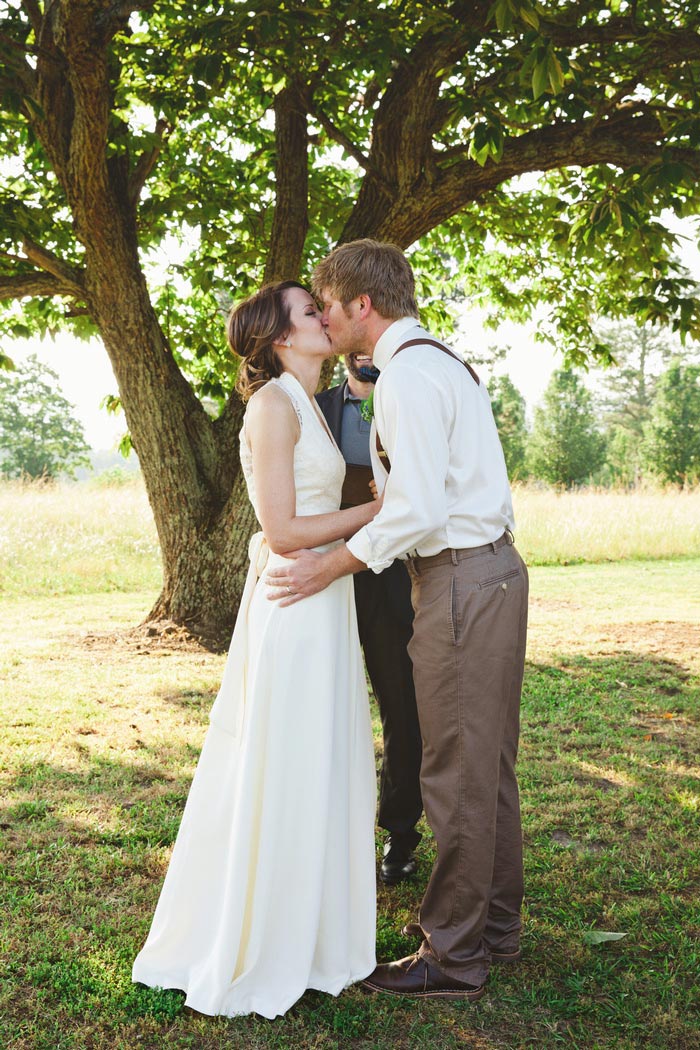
[312,239,419,320]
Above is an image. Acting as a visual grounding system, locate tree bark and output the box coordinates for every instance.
[24,0,259,645]
[263,80,309,283]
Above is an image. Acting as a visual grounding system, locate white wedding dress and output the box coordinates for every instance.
[132,372,377,1018]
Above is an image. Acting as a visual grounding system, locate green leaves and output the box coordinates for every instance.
[0,355,91,479]
[527,369,607,487]
[643,360,700,485]
[522,41,566,99]
[1,0,699,380]
[489,0,543,33]
[468,121,505,166]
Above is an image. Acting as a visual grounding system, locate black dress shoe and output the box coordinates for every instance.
[401,922,521,963]
[380,837,417,884]
[361,953,485,1001]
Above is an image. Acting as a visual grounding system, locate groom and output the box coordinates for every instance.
[267,239,528,1000]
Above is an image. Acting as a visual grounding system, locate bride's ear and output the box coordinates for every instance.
[273,336,292,349]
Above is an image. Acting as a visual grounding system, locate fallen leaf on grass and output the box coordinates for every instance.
[583,931,628,946]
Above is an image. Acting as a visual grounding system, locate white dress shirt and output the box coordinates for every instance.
[346,317,515,573]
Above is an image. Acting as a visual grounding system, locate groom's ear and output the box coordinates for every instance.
[357,294,372,319]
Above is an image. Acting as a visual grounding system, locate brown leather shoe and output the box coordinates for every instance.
[361,953,485,1001]
[401,923,522,964]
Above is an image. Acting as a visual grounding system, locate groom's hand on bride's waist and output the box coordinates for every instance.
[266,545,365,606]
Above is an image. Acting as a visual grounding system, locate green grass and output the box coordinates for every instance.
[1,483,699,1048]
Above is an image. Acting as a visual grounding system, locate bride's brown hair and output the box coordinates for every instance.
[228,280,306,402]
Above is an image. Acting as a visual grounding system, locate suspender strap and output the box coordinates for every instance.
[392,337,481,385]
[374,336,480,469]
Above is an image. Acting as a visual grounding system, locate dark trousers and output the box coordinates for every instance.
[406,538,528,985]
[353,560,423,846]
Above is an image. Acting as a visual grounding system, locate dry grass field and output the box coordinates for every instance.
[2,479,699,600]
[513,482,700,565]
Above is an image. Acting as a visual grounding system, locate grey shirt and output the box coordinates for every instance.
[340,385,372,467]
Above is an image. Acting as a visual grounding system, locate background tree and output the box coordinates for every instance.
[527,369,606,487]
[489,374,528,480]
[0,356,91,479]
[643,360,700,486]
[1,0,700,639]
[591,320,694,483]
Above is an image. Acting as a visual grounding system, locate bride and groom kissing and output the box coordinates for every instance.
[132,239,528,1018]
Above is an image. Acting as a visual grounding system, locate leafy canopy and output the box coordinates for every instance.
[1,0,700,402]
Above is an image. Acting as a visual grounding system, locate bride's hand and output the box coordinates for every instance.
[368,480,383,514]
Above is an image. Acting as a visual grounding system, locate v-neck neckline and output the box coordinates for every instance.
[280,372,344,459]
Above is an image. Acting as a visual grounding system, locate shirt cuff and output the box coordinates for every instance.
[346,528,394,574]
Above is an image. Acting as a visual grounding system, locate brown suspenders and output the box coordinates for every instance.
[391,337,481,385]
[375,336,480,469]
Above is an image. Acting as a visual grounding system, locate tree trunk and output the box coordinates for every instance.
[146,466,258,644]
[87,262,257,644]
[22,3,307,647]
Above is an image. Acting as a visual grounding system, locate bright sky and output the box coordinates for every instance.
[7,215,699,451]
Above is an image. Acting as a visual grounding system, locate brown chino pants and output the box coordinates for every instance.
[406,534,529,987]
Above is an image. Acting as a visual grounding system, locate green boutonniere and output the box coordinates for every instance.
[360,389,374,423]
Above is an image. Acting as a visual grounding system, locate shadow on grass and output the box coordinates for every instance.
[1,650,698,1049]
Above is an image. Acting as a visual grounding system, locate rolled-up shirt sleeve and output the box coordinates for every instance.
[346,364,450,572]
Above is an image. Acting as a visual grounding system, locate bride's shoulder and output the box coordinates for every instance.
[245,379,301,434]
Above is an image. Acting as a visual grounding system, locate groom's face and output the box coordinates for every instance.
[320,290,368,357]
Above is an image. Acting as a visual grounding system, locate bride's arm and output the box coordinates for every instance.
[246,384,379,556]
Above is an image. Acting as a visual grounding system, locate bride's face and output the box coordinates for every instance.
[283,287,332,358]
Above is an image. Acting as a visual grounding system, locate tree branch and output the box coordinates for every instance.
[308,102,371,172]
[0,271,74,300]
[263,80,310,283]
[360,109,700,247]
[20,0,43,37]
[0,28,38,93]
[540,14,700,50]
[21,236,86,297]
[128,118,169,206]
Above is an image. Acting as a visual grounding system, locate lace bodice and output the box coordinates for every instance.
[240,372,346,521]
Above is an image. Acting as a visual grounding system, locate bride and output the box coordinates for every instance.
[132,281,379,1018]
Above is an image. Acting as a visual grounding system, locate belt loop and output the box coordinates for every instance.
[407,554,419,577]
[450,549,458,566]
[490,540,497,553]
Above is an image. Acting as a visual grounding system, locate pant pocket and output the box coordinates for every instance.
[449,575,458,645]
[477,567,521,590]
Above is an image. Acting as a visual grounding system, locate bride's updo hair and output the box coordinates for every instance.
[228,280,306,401]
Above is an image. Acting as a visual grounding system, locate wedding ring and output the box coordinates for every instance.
[286,585,293,594]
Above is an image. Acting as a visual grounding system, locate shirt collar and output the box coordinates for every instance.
[372,316,422,372]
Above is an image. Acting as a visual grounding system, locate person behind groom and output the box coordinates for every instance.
[316,354,423,885]
[267,239,529,1002]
